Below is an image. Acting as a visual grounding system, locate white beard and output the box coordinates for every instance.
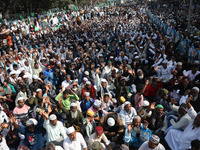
[71,111,78,118]
[192,96,198,101]
[138,75,144,79]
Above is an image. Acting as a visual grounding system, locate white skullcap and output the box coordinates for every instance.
[70,103,77,107]
[86,81,91,85]
[137,69,142,73]
[29,118,38,126]
[101,79,107,83]
[110,56,114,59]
[194,60,200,65]
[66,126,75,134]
[17,77,22,80]
[85,92,90,96]
[17,97,24,102]
[84,71,89,76]
[150,135,160,144]
[124,101,131,107]
[143,100,150,107]
[192,87,199,93]
[83,77,88,82]
[177,62,182,66]
[93,100,101,108]
[135,56,139,59]
[36,89,42,92]
[23,75,29,78]
[134,115,141,120]
[33,75,39,79]
[10,72,15,75]
[26,119,34,127]
[107,117,115,127]
[49,114,57,121]
[20,68,25,71]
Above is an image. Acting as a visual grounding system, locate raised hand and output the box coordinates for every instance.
[127,124,132,133]
[171,98,177,105]
[150,102,156,110]
[143,120,149,130]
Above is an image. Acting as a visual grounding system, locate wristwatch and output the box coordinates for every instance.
[116,134,119,137]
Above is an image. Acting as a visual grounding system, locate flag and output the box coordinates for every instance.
[30,12,34,17]
[74,5,78,11]
[19,14,23,20]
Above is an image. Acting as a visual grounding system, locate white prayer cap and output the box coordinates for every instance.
[74,57,78,61]
[177,62,182,66]
[137,69,142,73]
[150,135,160,144]
[83,77,88,82]
[192,87,199,93]
[93,100,101,108]
[56,61,61,64]
[23,75,28,79]
[36,89,42,92]
[143,100,150,107]
[134,115,141,120]
[49,114,57,121]
[17,97,24,102]
[84,92,90,96]
[134,52,138,55]
[42,57,46,60]
[66,126,75,134]
[194,60,200,65]
[26,119,34,127]
[33,75,39,79]
[107,117,115,127]
[124,101,131,107]
[70,103,77,107]
[84,71,89,76]
[17,77,22,80]
[101,78,107,83]
[10,71,15,75]
[110,56,114,59]
[135,56,139,59]
[86,81,91,85]
[29,118,38,126]
[20,68,25,71]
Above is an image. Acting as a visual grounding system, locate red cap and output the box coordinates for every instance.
[95,126,103,135]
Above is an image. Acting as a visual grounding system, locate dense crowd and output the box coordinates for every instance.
[0,1,200,150]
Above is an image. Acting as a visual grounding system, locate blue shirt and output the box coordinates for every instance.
[18,119,44,150]
[80,99,95,112]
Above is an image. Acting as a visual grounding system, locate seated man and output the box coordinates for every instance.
[119,101,137,127]
[102,93,115,112]
[165,100,200,150]
[148,104,166,136]
[43,111,67,146]
[88,100,108,123]
[137,100,154,121]
[88,126,112,150]
[13,97,32,123]
[9,115,45,150]
[139,134,165,150]
[81,111,96,142]
[62,103,84,131]
[124,116,151,148]
[55,87,79,111]
[99,112,125,143]
[63,126,88,150]
[80,92,95,116]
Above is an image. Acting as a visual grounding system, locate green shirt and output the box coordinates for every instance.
[55,93,79,110]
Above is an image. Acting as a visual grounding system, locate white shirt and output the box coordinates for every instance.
[0,137,9,150]
[138,141,165,150]
[62,80,72,89]
[43,119,67,143]
[119,107,137,127]
[63,132,87,150]
[184,70,200,81]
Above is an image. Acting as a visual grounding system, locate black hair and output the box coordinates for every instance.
[191,139,200,149]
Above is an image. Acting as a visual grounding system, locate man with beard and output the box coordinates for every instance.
[139,135,165,150]
[62,103,84,131]
[124,115,151,148]
[82,81,96,99]
[148,105,166,136]
[29,75,43,94]
[63,126,88,150]
[134,69,146,85]
[43,113,66,146]
[165,99,200,150]
[119,101,137,127]
[28,89,43,109]
[9,114,45,150]
[179,87,200,112]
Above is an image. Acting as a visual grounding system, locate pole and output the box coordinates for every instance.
[187,0,192,32]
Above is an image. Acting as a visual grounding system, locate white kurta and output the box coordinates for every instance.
[165,107,200,150]
[119,107,137,127]
[63,132,87,150]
